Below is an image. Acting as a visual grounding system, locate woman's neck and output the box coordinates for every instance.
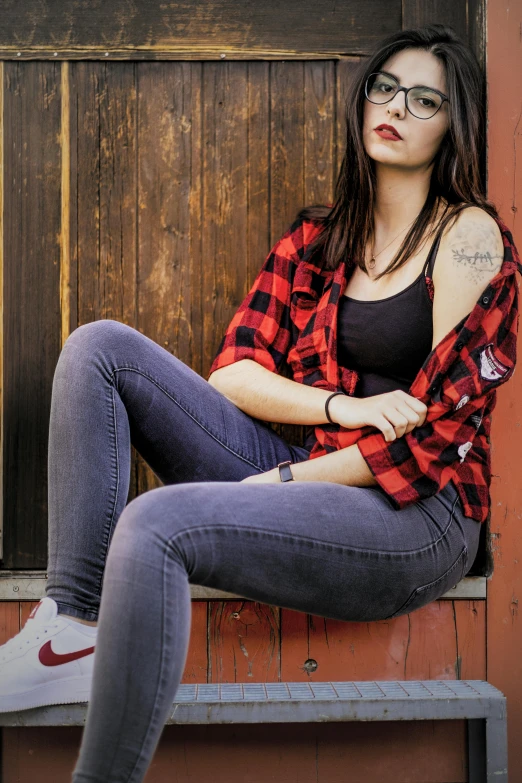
[372,163,433,237]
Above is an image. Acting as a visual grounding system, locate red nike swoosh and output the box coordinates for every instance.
[38,639,95,667]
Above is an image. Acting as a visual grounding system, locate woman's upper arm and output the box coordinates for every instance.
[431,207,505,350]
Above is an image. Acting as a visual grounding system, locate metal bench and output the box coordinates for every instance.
[0,679,507,781]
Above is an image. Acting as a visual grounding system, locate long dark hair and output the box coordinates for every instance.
[297,24,499,279]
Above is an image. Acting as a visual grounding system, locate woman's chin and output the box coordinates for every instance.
[365,148,405,166]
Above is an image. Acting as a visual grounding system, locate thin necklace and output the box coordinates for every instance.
[368,216,418,270]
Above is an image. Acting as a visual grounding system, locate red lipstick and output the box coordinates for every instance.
[374,124,403,140]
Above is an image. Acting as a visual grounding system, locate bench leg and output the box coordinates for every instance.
[468,717,508,783]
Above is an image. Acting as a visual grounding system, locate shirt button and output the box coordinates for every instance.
[455,394,470,410]
[458,441,473,462]
[456,341,464,350]
[482,296,490,304]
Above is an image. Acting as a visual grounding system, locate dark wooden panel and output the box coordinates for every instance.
[402,0,467,38]
[0,0,401,58]
[403,0,485,68]
[202,61,251,376]
[137,62,203,370]
[135,61,204,494]
[466,0,486,71]
[0,3,488,561]
[2,63,62,568]
[71,62,138,327]
[69,61,141,503]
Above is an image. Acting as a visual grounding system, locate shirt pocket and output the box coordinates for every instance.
[440,344,515,411]
[384,546,469,620]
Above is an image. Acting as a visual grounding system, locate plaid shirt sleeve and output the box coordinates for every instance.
[206,220,302,378]
[355,230,520,511]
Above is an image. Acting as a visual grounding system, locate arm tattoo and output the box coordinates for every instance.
[451,248,502,268]
[449,219,503,281]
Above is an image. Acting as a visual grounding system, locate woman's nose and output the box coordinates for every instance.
[386,90,407,118]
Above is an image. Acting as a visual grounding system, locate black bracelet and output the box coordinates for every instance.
[325,391,346,424]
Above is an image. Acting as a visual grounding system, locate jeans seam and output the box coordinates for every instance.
[94,383,122,601]
[164,511,459,558]
[52,601,99,621]
[110,366,264,470]
[126,539,171,783]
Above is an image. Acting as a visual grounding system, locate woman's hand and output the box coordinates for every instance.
[240,467,282,483]
[328,390,428,443]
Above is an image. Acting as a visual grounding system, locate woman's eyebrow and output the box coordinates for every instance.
[380,69,439,92]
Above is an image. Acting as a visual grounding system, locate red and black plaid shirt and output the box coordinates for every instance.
[207,213,521,523]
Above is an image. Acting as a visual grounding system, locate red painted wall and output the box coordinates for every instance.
[486,0,522,778]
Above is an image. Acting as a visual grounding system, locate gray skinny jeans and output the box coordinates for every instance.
[44,319,481,783]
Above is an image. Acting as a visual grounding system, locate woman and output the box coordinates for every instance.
[1,23,520,783]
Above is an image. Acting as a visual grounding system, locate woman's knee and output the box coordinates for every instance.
[65,319,134,351]
[111,486,199,559]
[55,320,141,379]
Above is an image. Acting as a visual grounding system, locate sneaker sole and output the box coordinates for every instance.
[0,674,92,713]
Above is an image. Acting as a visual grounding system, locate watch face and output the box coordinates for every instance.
[279,462,294,482]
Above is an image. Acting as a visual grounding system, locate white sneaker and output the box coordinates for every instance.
[0,596,97,713]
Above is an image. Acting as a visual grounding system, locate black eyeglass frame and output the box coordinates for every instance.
[364,71,449,119]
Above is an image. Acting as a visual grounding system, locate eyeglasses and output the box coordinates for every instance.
[364,71,449,120]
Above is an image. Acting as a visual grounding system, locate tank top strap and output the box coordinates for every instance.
[423,229,443,278]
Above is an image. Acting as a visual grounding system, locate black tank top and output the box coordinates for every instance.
[337,230,442,398]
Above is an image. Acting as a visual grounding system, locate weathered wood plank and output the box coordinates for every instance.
[71,62,137,327]
[135,61,204,494]
[209,601,280,682]
[402,0,468,39]
[280,600,485,681]
[0,601,18,645]
[69,61,141,502]
[201,61,250,377]
[0,1,401,58]
[3,62,62,569]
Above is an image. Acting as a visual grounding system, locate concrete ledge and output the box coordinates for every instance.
[0,571,486,601]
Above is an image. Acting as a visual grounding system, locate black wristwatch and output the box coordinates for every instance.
[277,460,295,482]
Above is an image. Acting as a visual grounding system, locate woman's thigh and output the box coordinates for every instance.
[62,319,310,484]
[112,476,481,623]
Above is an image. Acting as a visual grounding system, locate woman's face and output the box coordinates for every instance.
[362,48,450,171]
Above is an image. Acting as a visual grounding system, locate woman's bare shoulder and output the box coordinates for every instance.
[436,206,503,278]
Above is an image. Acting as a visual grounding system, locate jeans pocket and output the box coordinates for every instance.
[384,546,469,620]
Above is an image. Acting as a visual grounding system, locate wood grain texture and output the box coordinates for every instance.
[1,598,484,685]
[0,0,402,58]
[3,63,62,569]
[69,61,141,503]
[281,601,485,682]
